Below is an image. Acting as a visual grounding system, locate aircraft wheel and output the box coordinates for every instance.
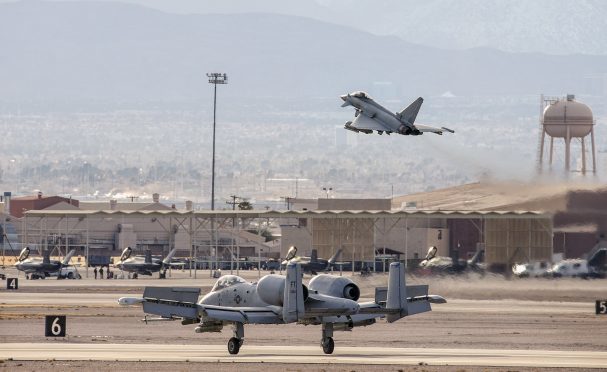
[321,337,334,354]
[227,337,241,355]
[67,272,74,279]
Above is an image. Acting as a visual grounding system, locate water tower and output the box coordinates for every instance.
[537,94,596,174]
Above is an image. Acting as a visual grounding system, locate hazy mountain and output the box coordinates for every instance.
[318,0,607,56]
[1,0,607,110]
[69,0,607,55]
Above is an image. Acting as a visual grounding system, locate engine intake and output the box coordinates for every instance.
[257,274,309,306]
[308,274,360,301]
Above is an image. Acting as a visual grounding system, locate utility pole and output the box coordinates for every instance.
[226,195,240,210]
[206,72,228,210]
[280,196,293,210]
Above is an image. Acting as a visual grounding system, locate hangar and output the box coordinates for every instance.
[15,208,551,275]
[5,181,605,275]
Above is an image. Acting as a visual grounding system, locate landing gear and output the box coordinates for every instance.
[321,322,335,354]
[227,322,244,355]
[321,337,334,354]
[228,337,241,355]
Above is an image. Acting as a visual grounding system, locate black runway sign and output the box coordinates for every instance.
[45,315,67,337]
[6,277,18,290]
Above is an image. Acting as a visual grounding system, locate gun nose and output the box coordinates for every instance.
[340,95,347,101]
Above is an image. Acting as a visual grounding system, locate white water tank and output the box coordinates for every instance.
[543,95,593,138]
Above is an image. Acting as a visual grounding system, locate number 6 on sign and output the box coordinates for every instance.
[45,315,66,337]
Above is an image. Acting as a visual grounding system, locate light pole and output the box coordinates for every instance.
[206,72,228,210]
[322,187,333,199]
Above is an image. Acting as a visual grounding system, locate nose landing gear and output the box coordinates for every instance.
[227,322,244,355]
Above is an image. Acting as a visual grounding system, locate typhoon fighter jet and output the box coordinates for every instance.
[341,91,454,136]
[115,246,177,278]
[15,247,76,279]
[119,262,446,355]
[281,246,342,275]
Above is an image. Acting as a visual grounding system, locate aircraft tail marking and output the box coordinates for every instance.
[283,263,305,323]
[398,97,423,125]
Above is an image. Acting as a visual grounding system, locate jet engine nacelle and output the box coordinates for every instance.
[257,274,308,306]
[120,246,132,261]
[308,274,360,301]
[18,247,30,262]
[398,124,422,136]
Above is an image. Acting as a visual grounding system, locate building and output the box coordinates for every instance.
[8,192,79,218]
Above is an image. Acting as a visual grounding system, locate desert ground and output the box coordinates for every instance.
[1,266,606,371]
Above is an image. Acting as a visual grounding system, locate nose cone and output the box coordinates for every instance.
[340,95,351,107]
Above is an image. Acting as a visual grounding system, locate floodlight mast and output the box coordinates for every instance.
[207,73,228,210]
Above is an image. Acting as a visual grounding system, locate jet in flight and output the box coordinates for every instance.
[281,246,342,275]
[119,262,445,355]
[115,247,177,278]
[340,91,454,136]
[15,247,76,279]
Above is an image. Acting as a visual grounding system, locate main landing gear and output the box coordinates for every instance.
[227,322,244,355]
[321,322,335,354]
[225,321,338,355]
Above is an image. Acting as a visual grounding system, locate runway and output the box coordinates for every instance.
[1,343,606,368]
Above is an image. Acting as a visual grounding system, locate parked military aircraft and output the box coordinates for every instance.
[119,262,445,354]
[115,247,177,278]
[417,246,485,275]
[15,247,76,279]
[281,246,342,275]
[341,91,454,136]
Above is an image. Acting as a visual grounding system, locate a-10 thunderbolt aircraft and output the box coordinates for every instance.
[119,262,446,355]
[341,91,454,136]
[281,246,342,275]
[115,246,177,278]
[15,247,75,279]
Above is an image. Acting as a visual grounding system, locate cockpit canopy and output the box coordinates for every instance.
[350,91,371,99]
[211,275,246,292]
[18,247,30,262]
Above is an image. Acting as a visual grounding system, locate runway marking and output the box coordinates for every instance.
[1,343,606,368]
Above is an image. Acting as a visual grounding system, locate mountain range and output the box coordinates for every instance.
[1,1,606,110]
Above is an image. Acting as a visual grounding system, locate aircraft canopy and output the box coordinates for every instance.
[211,275,246,292]
[351,91,372,99]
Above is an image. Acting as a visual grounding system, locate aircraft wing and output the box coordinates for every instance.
[414,123,455,135]
[200,304,281,324]
[120,287,282,324]
[350,113,390,132]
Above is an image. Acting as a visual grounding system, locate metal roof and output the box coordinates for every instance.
[23,209,551,220]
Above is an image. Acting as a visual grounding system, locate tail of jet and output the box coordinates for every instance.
[386,262,408,322]
[283,263,305,323]
[310,249,318,263]
[61,249,76,266]
[162,248,178,267]
[398,97,423,125]
[327,248,342,265]
[385,261,446,322]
